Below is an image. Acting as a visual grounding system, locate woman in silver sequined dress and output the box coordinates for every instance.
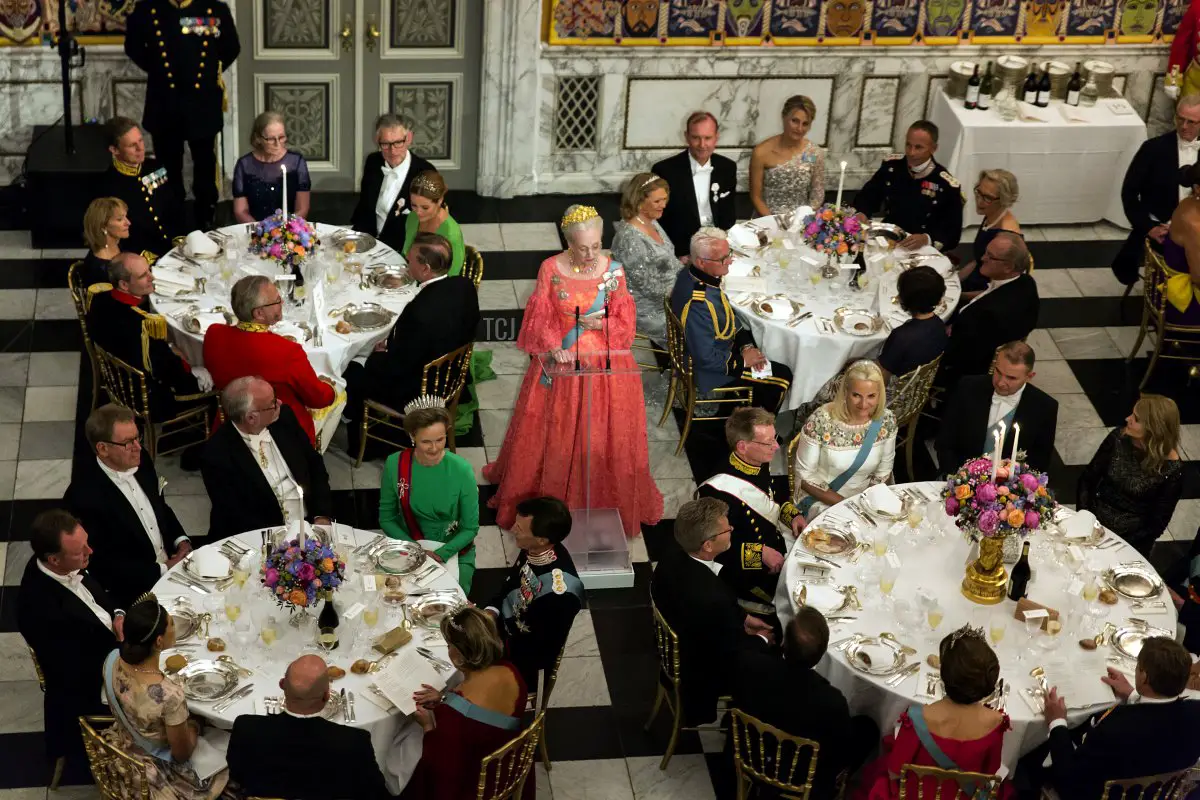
[609,172,682,345]
[750,95,827,217]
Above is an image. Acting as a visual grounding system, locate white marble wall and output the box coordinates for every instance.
[478,0,1173,197]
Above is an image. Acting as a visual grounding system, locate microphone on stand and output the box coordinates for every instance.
[603,296,611,371]
[574,306,581,371]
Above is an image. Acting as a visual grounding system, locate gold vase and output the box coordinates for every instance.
[962,534,1009,605]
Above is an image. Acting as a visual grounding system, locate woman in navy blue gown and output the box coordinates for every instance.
[232,111,311,222]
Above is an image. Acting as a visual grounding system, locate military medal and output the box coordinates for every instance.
[396,477,409,499]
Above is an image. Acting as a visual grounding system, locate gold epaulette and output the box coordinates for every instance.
[141,250,159,266]
[939,170,960,188]
[85,283,112,313]
[135,309,168,341]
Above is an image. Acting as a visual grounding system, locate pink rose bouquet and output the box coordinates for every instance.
[941,456,1056,539]
[250,211,320,270]
[800,204,865,257]
[262,537,345,610]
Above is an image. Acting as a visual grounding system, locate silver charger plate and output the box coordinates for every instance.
[177,660,240,701]
[410,591,467,629]
[801,525,858,557]
[182,307,235,334]
[833,307,884,337]
[844,636,907,676]
[162,596,200,641]
[367,267,414,293]
[792,583,852,615]
[1112,623,1173,661]
[751,295,803,322]
[866,223,907,246]
[182,552,232,582]
[341,303,394,331]
[1103,564,1164,600]
[372,540,428,575]
[330,230,377,255]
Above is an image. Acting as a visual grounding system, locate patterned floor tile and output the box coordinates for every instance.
[548,759,634,800]
[21,387,75,423]
[627,754,717,800]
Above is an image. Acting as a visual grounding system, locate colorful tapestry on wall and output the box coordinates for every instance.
[547,0,1184,43]
[1,0,133,45]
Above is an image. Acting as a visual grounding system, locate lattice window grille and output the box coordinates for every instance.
[553,76,600,152]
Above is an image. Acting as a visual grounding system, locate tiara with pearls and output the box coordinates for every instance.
[639,174,661,190]
[404,394,447,415]
[560,205,600,230]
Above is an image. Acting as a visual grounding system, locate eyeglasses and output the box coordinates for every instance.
[1176,114,1200,127]
[254,299,283,311]
[706,526,735,541]
[261,135,287,145]
[973,186,1000,203]
[250,399,280,414]
[748,438,778,447]
[102,438,141,451]
[698,253,733,266]
[378,139,408,150]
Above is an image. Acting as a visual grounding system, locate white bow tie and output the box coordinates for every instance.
[1182,140,1200,152]
[66,570,84,586]
[381,163,401,177]
[693,163,713,174]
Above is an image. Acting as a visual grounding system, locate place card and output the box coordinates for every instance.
[335,525,355,546]
[362,574,378,593]
[1067,578,1085,596]
[342,602,366,621]
[1068,544,1086,563]
[1022,608,1049,622]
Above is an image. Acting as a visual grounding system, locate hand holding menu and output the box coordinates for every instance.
[373,647,447,716]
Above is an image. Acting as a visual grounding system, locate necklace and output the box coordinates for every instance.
[126,661,163,676]
[635,216,649,226]
[568,251,599,275]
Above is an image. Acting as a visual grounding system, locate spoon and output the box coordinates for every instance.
[216,655,254,677]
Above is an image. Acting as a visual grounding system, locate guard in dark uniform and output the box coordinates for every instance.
[124,0,240,230]
[854,120,965,253]
[103,117,185,260]
[485,497,584,690]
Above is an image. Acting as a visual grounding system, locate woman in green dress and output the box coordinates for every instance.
[402,170,465,277]
[379,401,479,591]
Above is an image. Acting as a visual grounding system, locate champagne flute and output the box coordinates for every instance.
[260,614,280,647]
[872,528,889,558]
[927,601,945,632]
[231,555,250,589]
[879,562,900,610]
[988,611,1008,647]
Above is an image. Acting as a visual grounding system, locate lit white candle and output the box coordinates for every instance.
[992,430,1001,479]
[836,161,847,209]
[1009,422,1021,464]
[281,164,288,220]
[296,483,305,521]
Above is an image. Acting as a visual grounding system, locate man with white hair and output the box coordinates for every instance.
[668,227,792,413]
[350,113,436,251]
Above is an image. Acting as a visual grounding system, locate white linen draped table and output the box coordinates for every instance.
[151,525,464,789]
[726,218,960,409]
[773,481,1180,771]
[928,89,1146,227]
[149,222,413,378]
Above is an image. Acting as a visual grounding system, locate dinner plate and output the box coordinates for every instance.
[410,591,466,629]
[751,295,803,321]
[792,583,852,616]
[801,525,858,557]
[330,230,377,255]
[182,550,232,582]
[372,541,427,575]
[163,596,200,641]
[366,266,414,293]
[340,303,394,331]
[182,308,235,334]
[833,307,883,337]
[1111,623,1173,661]
[272,321,313,344]
[866,223,907,247]
[844,636,907,676]
[176,660,240,701]
[1103,564,1164,600]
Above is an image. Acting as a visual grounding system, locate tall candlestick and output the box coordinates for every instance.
[281,164,288,220]
[1009,422,1021,464]
[992,430,1002,479]
[835,161,847,209]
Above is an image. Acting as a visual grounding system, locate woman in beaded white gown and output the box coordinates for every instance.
[792,360,897,520]
[750,95,827,217]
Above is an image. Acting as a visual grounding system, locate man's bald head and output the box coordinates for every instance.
[108,252,154,296]
[281,654,330,713]
[980,230,1031,281]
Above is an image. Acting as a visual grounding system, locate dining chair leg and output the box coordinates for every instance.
[658,705,682,770]
[659,373,677,427]
[144,424,158,461]
[355,411,369,468]
[1127,321,1148,364]
[734,772,747,800]
[539,734,551,772]
[904,424,917,482]
[675,386,696,456]
[1138,335,1164,390]
[49,756,64,790]
[643,685,665,731]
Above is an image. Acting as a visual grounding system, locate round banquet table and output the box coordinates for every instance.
[772,481,1181,772]
[725,215,961,410]
[150,524,464,790]
[148,222,413,379]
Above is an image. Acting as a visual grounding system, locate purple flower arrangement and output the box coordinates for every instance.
[942,457,1057,538]
[800,203,865,257]
[250,211,320,270]
[262,537,344,610]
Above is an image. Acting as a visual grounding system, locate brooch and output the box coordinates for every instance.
[393,197,406,217]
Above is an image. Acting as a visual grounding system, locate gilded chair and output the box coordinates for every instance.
[463,245,485,288]
[92,343,213,459]
[660,298,753,455]
[27,645,67,790]
[729,707,829,800]
[79,716,151,800]
[1100,768,1193,799]
[644,602,731,770]
[632,331,669,372]
[356,342,474,466]
[1128,241,1200,389]
[524,645,566,771]
[67,260,109,412]
[476,711,545,800]
[889,355,942,480]
[897,763,1002,800]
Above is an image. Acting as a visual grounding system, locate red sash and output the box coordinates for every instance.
[396,449,473,558]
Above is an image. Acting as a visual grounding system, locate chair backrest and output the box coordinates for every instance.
[79,716,152,800]
[463,245,485,288]
[476,711,545,800]
[28,646,45,692]
[662,298,695,383]
[92,344,152,420]
[787,427,803,500]
[888,354,942,427]
[421,342,474,408]
[1102,768,1191,800]
[649,602,682,688]
[1143,239,1168,317]
[897,763,1002,800]
[729,707,821,797]
[68,260,89,321]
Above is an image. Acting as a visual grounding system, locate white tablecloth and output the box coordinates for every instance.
[151,525,465,790]
[929,90,1146,227]
[774,481,1181,771]
[727,218,960,409]
[149,223,413,379]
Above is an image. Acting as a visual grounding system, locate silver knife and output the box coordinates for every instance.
[340,688,348,722]
[787,312,813,328]
[213,684,254,712]
[886,664,921,687]
[175,571,211,592]
[168,575,209,594]
[348,692,357,722]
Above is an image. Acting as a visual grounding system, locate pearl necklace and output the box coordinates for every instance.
[568,252,600,275]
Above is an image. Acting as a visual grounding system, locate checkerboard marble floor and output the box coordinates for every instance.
[0,197,1196,800]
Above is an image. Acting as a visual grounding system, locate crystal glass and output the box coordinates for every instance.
[1021,610,1044,659]
[988,610,1008,648]
[926,600,945,632]
[879,562,901,606]
[871,527,889,558]
[258,611,281,648]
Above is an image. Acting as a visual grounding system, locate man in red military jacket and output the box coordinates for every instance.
[203,275,335,445]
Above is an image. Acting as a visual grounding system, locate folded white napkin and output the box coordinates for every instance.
[724,275,767,294]
[191,313,227,336]
[416,539,459,584]
[728,226,761,250]
[190,548,229,578]
[153,267,195,296]
[270,321,308,342]
[864,483,902,515]
[786,206,814,233]
[1060,509,1099,539]
[185,231,220,257]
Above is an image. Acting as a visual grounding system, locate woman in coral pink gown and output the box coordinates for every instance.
[482,205,662,538]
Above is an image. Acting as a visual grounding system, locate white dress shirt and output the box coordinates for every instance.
[690,555,723,575]
[375,151,412,233]
[237,427,305,522]
[37,559,113,632]
[1181,136,1200,203]
[416,273,448,294]
[961,273,1020,312]
[987,384,1026,429]
[97,458,174,573]
[690,154,715,227]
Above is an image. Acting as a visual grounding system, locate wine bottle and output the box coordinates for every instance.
[1022,67,1039,104]
[965,64,981,110]
[318,589,340,650]
[1066,61,1082,107]
[978,62,993,111]
[1008,541,1032,600]
[1036,63,1052,108]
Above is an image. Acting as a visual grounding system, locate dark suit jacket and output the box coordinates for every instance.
[350,150,437,252]
[200,405,332,539]
[1113,132,1182,284]
[732,652,853,799]
[938,274,1039,388]
[650,546,769,725]
[228,712,390,799]
[64,455,189,607]
[936,376,1059,475]
[17,559,118,757]
[652,150,737,257]
[1048,698,1200,799]
[361,276,480,411]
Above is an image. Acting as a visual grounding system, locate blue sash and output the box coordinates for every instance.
[443,691,522,731]
[501,569,585,621]
[102,650,178,763]
[907,704,987,800]
[798,417,884,516]
[540,285,610,388]
[982,407,1017,455]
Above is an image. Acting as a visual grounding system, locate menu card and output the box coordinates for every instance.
[372,647,445,716]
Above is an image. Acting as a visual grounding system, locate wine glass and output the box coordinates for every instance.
[879,562,900,609]
[259,613,281,648]
[871,527,889,558]
[223,590,243,624]
[1021,611,1044,660]
[231,554,251,590]
[988,610,1008,649]
[926,600,945,633]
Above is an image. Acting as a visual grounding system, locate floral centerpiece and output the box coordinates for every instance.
[249,211,320,271]
[262,537,345,611]
[800,203,865,258]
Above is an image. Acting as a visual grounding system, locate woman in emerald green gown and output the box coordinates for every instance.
[379,402,479,591]
[401,170,465,277]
